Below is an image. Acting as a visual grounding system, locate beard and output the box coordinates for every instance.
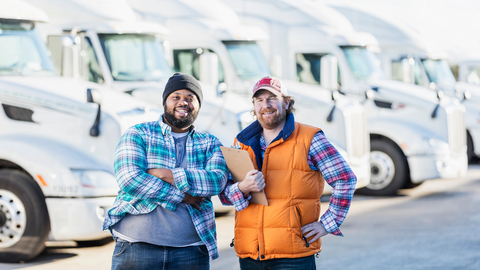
[256,108,286,130]
[163,105,199,129]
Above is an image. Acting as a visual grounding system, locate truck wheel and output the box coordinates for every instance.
[0,169,50,263]
[357,140,408,196]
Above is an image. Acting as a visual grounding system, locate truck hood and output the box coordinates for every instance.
[0,76,158,114]
[281,80,334,103]
[456,82,480,98]
[369,79,439,105]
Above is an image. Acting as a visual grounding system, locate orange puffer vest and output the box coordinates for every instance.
[234,121,324,260]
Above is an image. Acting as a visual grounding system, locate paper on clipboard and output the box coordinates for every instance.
[220,146,268,206]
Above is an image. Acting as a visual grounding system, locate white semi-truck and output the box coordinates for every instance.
[127,0,372,192]
[0,0,161,262]
[223,0,468,195]
[24,0,256,215]
[25,0,254,148]
[330,5,480,162]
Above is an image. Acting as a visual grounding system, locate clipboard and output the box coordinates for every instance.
[220,146,268,206]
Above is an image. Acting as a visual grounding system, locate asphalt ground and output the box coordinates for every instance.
[1,165,479,270]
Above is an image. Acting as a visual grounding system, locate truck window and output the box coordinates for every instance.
[0,20,55,76]
[421,59,456,89]
[173,49,225,83]
[467,67,480,85]
[391,59,424,86]
[295,53,342,86]
[342,47,384,82]
[83,37,104,84]
[224,41,270,80]
[98,34,171,82]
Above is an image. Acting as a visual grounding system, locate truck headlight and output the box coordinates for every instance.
[71,170,118,189]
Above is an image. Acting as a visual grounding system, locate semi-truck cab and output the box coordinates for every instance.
[27,0,254,148]
[127,0,372,192]
[224,0,468,195]
[331,5,480,162]
[0,0,160,262]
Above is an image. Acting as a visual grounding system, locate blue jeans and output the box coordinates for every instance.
[239,255,316,270]
[111,239,209,270]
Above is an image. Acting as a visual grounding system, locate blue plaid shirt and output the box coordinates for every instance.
[103,116,228,260]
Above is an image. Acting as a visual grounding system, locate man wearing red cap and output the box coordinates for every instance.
[220,76,357,269]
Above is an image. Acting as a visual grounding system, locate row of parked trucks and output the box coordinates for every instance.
[0,0,476,262]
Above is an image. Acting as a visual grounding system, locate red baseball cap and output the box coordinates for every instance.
[252,76,288,98]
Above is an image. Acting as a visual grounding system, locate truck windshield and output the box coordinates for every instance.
[224,41,270,80]
[421,59,456,89]
[0,20,56,76]
[98,34,171,82]
[342,46,384,81]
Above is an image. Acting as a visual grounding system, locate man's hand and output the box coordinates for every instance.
[182,193,205,211]
[301,221,328,243]
[147,168,174,184]
[238,170,265,197]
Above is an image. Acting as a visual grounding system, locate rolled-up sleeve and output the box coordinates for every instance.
[308,131,357,236]
[218,175,250,211]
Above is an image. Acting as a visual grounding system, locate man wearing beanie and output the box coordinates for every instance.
[104,73,228,269]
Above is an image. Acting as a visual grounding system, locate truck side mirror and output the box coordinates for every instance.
[365,89,376,99]
[431,89,444,119]
[270,55,282,78]
[401,58,415,84]
[462,90,471,102]
[87,88,101,104]
[216,82,228,97]
[320,55,338,90]
[326,91,340,122]
[47,35,62,74]
[199,52,219,85]
[60,35,81,79]
[86,88,101,137]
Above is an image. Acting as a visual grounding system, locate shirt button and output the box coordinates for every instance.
[261,255,265,259]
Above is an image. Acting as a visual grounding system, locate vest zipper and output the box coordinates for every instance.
[294,205,310,248]
[230,238,234,247]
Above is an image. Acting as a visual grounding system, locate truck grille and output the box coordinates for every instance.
[447,109,466,154]
[345,109,369,159]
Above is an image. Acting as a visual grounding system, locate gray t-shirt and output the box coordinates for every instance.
[113,131,203,246]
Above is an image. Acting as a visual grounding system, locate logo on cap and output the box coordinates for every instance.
[252,76,288,97]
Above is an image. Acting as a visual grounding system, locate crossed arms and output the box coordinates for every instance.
[114,127,228,211]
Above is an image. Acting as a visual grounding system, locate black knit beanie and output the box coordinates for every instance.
[163,73,203,106]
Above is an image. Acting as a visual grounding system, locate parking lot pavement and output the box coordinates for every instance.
[1,165,480,270]
[213,164,480,270]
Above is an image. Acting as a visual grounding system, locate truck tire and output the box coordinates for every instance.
[357,140,408,196]
[0,169,50,263]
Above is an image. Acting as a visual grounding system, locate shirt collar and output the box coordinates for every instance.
[237,112,296,146]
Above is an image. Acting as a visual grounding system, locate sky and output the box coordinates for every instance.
[320,0,480,63]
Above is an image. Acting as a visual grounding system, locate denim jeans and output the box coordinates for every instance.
[239,255,316,270]
[111,239,209,270]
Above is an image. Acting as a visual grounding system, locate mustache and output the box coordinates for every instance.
[259,108,276,114]
[175,106,191,112]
